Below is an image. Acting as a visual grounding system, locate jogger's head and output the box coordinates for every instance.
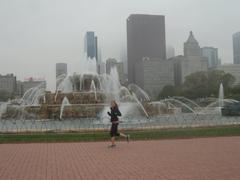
[111,100,118,108]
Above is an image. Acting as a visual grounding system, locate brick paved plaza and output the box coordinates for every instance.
[0,137,240,180]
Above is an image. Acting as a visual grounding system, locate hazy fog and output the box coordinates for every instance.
[0,0,240,90]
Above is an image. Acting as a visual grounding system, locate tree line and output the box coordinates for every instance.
[159,70,240,100]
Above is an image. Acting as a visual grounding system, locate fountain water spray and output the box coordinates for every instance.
[21,82,46,105]
[132,93,149,118]
[90,80,97,101]
[128,84,150,102]
[219,83,224,107]
[161,98,196,113]
[59,97,70,120]
[105,66,121,101]
[55,76,73,101]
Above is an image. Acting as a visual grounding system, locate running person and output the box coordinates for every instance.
[108,100,130,147]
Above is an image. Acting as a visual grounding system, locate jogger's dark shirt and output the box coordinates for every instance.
[108,107,121,137]
[108,107,121,123]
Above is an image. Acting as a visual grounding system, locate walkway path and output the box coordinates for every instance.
[0,137,240,180]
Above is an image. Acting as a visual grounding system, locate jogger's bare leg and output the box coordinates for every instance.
[111,137,115,145]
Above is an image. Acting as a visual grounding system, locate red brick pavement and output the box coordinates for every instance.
[0,137,240,180]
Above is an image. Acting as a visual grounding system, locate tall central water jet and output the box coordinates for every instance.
[219,83,224,107]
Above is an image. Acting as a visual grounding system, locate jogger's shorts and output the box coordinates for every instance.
[110,123,120,137]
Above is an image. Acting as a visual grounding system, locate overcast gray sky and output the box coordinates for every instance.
[0,0,240,90]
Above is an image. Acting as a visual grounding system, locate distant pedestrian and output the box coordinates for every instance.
[107,100,130,148]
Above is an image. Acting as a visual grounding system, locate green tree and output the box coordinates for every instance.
[207,70,235,96]
[159,70,236,99]
[159,85,176,98]
[183,71,209,98]
[228,85,240,100]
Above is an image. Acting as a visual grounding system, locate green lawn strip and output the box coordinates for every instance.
[0,126,240,143]
[127,126,240,140]
[0,132,109,143]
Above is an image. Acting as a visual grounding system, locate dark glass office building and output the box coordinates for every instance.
[233,32,240,64]
[127,14,166,84]
[84,31,98,61]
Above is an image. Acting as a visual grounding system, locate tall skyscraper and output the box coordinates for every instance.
[127,14,166,84]
[184,31,201,57]
[84,31,98,61]
[201,47,219,68]
[233,31,240,64]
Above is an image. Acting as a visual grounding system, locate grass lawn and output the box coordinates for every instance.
[0,125,240,143]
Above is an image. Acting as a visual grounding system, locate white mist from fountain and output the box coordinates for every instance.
[60,97,70,120]
[100,66,148,122]
[106,66,121,101]
[80,55,98,75]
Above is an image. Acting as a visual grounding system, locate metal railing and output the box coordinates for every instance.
[0,114,240,133]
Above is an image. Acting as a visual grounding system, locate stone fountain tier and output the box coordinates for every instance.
[2,102,182,120]
[3,104,107,119]
[2,93,185,120]
[2,101,184,120]
[42,91,107,105]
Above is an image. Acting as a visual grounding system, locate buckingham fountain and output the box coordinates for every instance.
[0,59,240,132]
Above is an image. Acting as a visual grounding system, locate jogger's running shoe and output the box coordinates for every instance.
[108,144,116,148]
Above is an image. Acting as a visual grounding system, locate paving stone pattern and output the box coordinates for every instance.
[0,137,240,180]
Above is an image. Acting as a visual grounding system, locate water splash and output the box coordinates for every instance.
[109,66,121,101]
[90,80,97,101]
[55,76,73,101]
[128,84,150,102]
[21,82,46,105]
[173,96,201,109]
[60,97,70,120]
[132,93,149,118]
[161,98,196,113]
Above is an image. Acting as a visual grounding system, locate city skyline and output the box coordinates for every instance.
[0,0,240,90]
